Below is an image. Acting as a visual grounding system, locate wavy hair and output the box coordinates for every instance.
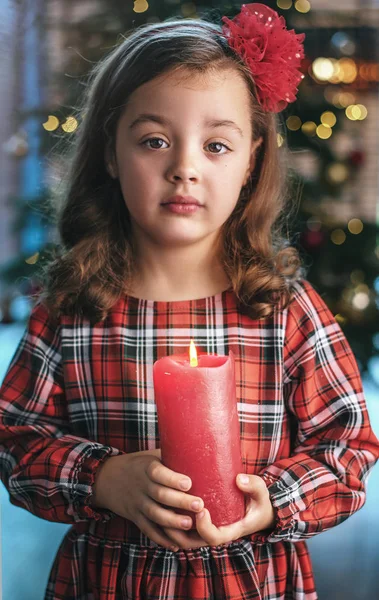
[37,16,305,324]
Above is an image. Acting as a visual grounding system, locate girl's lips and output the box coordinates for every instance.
[162,203,201,214]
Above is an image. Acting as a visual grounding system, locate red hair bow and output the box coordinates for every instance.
[221,3,306,113]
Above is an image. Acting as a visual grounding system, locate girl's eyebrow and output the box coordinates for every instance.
[129,113,244,138]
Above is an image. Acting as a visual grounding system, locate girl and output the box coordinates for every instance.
[1,4,378,599]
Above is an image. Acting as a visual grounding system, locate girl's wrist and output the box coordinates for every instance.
[92,456,114,508]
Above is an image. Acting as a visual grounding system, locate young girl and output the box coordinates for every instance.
[1,3,378,599]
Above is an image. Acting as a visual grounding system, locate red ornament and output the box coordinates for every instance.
[222,3,306,113]
[302,230,326,250]
[349,150,365,168]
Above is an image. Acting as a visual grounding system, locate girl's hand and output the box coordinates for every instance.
[163,474,275,549]
[92,449,205,550]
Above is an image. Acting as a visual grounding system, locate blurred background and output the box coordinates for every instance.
[0,0,378,598]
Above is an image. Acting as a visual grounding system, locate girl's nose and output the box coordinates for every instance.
[166,150,200,184]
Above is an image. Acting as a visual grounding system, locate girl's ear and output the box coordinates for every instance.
[107,162,119,179]
[243,136,263,185]
[105,146,118,179]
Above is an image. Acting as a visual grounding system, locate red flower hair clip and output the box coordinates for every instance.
[221,3,306,113]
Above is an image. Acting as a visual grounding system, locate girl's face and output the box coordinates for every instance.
[109,68,261,252]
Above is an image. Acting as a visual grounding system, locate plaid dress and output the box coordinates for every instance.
[1,279,378,600]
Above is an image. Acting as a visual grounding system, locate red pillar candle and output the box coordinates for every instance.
[153,342,245,528]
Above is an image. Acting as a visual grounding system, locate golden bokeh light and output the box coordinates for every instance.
[321,111,337,127]
[327,163,349,184]
[332,92,356,108]
[348,218,364,234]
[277,133,284,147]
[295,0,311,12]
[42,116,60,132]
[286,116,302,131]
[25,252,39,265]
[301,121,317,136]
[316,124,332,139]
[355,104,368,120]
[133,0,149,13]
[277,0,293,9]
[61,117,78,133]
[331,229,346,245]
[339,58,358,83]
[345,105,367,121]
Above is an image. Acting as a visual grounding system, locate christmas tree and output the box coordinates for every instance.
[2,0,378,372]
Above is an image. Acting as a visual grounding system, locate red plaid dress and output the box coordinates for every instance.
[1,279,378,599]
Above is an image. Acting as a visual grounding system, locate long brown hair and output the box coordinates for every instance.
[37,17,304,324]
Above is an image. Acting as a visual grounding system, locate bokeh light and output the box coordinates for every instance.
[331,229,346,245]
[348,218,364,234]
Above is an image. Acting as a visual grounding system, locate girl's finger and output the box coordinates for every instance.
[196,509,246,546]
[163,526,209,550]
[140,495,194,531]
[136,512,180,551]
[195,508,224,546]
[146,480,204,513]
[146,460,193,492]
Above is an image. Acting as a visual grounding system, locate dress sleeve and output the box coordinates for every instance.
[0,301,124,524]
[252,280,379,544]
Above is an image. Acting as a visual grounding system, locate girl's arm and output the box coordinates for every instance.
[252,280,379,545]
[0,302,123,524]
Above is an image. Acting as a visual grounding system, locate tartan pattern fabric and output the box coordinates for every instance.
[1,279,378,599]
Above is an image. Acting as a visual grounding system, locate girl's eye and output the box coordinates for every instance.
[141,138,231,154]
[207,142,231,154]
[142,138,168,150]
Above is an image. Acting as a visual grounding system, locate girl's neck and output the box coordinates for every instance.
[127,241,230,302]
[128,274,231,302]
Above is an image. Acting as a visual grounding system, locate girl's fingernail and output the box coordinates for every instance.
[171,546,179,552]
[198,510,205,519]
[239,474,249,485]
[180,479,191,490]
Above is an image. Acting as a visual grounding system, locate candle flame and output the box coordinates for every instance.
[189,339,198,367]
